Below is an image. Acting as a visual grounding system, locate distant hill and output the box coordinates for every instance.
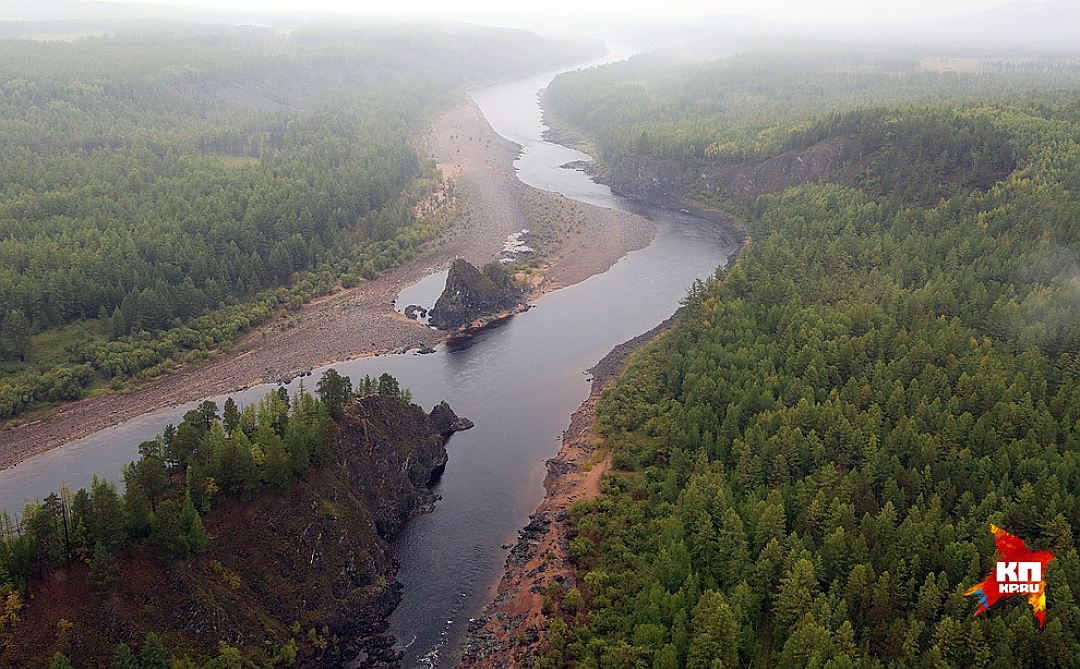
[930,0,1080,49]
[0,0,275,25]
[609,0,1079,56]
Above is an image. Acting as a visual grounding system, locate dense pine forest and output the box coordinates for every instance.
[0,24,596,422]
[546,51,1080,166]
[539,53,1080,668]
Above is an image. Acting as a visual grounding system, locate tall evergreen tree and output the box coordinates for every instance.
[48,653,74,669]
[317,369,352,419]
[139,632,170,669]
[222,398,241,436]
[109,642,139,669]
[179,491,208,555]
[0,309,31,363]
[88,543,120,595]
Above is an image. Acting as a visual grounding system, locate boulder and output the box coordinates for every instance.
[428,258,525,330]
[429,400,475,437]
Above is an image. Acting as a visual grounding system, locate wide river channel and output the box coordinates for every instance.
[0,49,743,667]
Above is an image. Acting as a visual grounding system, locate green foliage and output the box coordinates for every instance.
[179,491,209,555]
[48,653,73,669]
[316,369,352,419]
[222,398,240,436]
[377,372,401,398]
[88,543,120,595]
[139,632,169,669]
[542,60,1080,669]
[0,310,30,363]
[355,373,412,403]
[0,25,597,423]
[109,643,138,669]
[0,369,414,595]
[546,51,1080,166]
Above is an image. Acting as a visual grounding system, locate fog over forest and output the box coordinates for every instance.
[0,0,1077,668]
[3,0,1080,49]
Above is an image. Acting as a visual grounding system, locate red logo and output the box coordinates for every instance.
[963,524,1053,627]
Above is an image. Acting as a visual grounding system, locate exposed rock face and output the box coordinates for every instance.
[334,394,457,537]
[429,400,476,437]
[428,258,525,330]
[604,136,850,208]
[2,395,471,669]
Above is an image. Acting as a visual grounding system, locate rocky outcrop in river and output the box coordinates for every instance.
[430,400,476,436]
[1,395,471,669]
[428,258,526,330]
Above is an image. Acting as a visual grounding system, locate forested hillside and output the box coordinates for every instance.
[0,370,457,667]
[0,24,596,422]
[539,54,1080,668]
[546,51,1080,165]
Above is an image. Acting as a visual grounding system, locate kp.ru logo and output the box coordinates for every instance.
[963,524,1054,627]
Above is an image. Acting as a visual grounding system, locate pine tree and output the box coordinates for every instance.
[775,558,818,633]
[686,590,739,669]
[110,643,139,669]
[222,397,241,436]
[149,499,189,564]
[690,513,719,577]
[122,467,155,539]
[262,435,292,487]
[88,543,120,594]
[48,653,74,669]
[131,455,169,514]
[0,309,31,362]
[653,644,679,669]
[754,495,786,552]
[179,491,208,555]
[715,508,749,589]
[211,423,257,495]
[140,632,170,669]
[377,372,400,398]
[317,369,352,418]
[90,476,127,551]
[196,400,219,433]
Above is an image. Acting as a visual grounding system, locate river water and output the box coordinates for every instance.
[0,50,742,667]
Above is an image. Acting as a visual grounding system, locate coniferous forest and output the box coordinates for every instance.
[1,368,417,667]
[2,6,1080,669]
[0,25,595,422]
[537,53,1080,669]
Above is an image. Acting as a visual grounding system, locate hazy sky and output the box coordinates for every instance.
[103,0,1026,22]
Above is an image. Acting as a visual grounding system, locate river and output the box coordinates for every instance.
[0,49,743,667]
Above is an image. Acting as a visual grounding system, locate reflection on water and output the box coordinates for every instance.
[394,269,449,326]
[0,47,742,669]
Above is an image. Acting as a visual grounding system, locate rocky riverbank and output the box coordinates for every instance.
[459,313,682,668]
[1,395,471,669]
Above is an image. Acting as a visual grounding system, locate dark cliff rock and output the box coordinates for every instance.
[604,136,850,209]
[3,395,470,669]
[601,131,1007,210]
[334,394,456,538]
[428,258,526,330]
[429,400,475,437]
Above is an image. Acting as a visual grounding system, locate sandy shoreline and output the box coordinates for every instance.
[0,96,656,471]
[459,312,680,668]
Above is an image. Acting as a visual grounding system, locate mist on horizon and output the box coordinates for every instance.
[2,0,1078,53]
[91,0,1034,22]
